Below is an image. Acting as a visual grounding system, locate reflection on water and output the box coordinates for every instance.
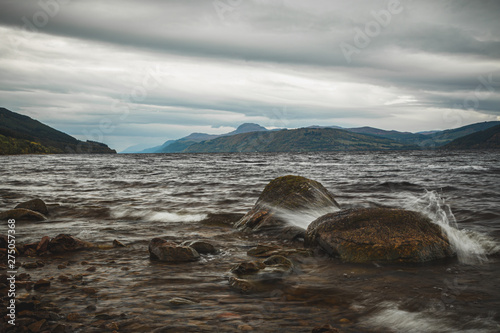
[1,151,499,332]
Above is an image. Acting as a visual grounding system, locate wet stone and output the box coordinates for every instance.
[34,279,51,290]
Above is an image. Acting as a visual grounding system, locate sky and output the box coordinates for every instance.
[0,0,499,151]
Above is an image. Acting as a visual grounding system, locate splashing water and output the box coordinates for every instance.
[272,206,340,229]
[403,190,495,265]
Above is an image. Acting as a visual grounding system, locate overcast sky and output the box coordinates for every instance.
[1,0,499,151]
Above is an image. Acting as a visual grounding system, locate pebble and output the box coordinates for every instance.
[82,287,98,295]
[34,279,51,290]
[86,266,97,272]
[238,324,254,331]
[67,313,80,321]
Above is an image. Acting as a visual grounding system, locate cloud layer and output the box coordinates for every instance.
[0,0,499,150]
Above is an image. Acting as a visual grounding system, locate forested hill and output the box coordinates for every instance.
[0,107,116,155]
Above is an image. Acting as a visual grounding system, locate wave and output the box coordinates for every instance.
[111,208,206,223]
[402,190,499,264]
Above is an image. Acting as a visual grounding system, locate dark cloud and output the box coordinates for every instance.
[0,0,499,151]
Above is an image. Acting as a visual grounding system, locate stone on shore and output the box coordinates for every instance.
[306,208,454,263]
[235,175,340,240]
[149,238,200,262]
[47,234,96,254]
[0,208,47,221]
[181,240,218,255]
[15,198,49,216]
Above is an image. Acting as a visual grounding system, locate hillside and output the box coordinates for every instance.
[444,124,500,149]
[345,127,426,145]
[153,123,268,153]
[183,128,415,153]
[0,107,116,155]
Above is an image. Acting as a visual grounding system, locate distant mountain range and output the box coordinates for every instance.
[0,107,116,155]
[444,124,500,150]
[124,120,500,154]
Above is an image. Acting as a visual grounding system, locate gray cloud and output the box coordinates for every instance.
[0,0,499,151]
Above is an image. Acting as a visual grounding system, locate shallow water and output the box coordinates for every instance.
[1,151,499,332]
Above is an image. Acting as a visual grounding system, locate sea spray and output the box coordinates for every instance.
[402,190,495,264]
[272,205,340,229]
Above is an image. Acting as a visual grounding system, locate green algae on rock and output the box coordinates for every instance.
[235,175,340,239]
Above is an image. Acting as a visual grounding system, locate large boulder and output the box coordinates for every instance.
[235,175,340,239]
[149,238,200,262]
[47,234,96,254]
[306,208,454,263]
[15,199,49,216]
[0,208,46,221]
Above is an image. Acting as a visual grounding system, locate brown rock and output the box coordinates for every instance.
[306,208,454,263]
[0,208,46,221]
[34,279,50,290]
[82,287,97,295]
[86,266,97,272]
[66,313,80,322]
[148,238,200,262]
[312,324,340,333]
[47,234,96,254]
[181,240,217,254]
[36,236,50,254]
[23,262,39,269]
[112,239,126,247]
[15,199,49,216]
[27,319,46,332]
[235,175,339,240]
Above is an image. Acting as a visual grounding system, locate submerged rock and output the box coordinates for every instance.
[148,238,200,262]
[235,175,340,240]
[15,198,49,216]
[0,208,47,221]
[181,240,218,255]
[306,208,454,263]
[47,234,96,254]
[228,255,294,293]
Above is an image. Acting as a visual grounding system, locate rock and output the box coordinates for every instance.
[0,234,8,248]
[148,238,200,262]
[0,208,46,221]
[82,287,97,295]
[34,279,50,290]
[181,240,217,254]
[112,239,126,247]
[306,208,454,263]
[66,313,80,321]
[238,324,254,331]
[312,324,340,333]
[86,266,97,272]
[15,199,49,216]
[199,212,246,227]
[235,175,339,240]
[228,255,294,293]
[36,236,50,254]
[27,319,46,332]
[23,262,39,269]
[47,234,96,254]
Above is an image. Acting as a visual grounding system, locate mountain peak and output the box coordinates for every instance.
[232,123,268,134]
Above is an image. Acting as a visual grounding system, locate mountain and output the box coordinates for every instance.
[152,123,269,153]
[345,127,426,145]
[428,121,500,145]
[120,143,156,154]
[345,121,500,147]
[0,107,116,155]
[444,124,500,150]
[183,128,415,153]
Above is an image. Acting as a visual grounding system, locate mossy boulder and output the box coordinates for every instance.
[0,208,47,221]
[15,199,49,216]
[235,175,339,239]
[306,208,454,263]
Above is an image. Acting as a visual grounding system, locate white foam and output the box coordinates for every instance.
[272,205,340,229]
[402,190,498,264]
[368,303,452,333]
[111,208,206,223]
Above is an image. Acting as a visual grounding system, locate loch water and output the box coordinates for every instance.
[1,151,499,332]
